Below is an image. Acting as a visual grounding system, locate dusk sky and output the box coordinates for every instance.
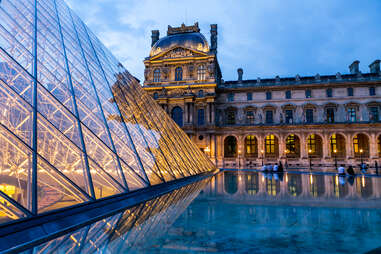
[66,0,381,82]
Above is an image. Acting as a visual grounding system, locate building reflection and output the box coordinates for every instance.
[201,170,381,204]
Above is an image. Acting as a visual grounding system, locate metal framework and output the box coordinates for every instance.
[0,0,215,224]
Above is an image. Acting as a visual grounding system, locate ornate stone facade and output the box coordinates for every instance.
[143,23,381,171]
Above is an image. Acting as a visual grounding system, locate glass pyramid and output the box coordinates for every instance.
[0,0,215,223]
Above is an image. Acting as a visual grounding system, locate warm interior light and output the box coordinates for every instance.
[360,149,363,153]
[204,146,210,153]
[334,149,337,153]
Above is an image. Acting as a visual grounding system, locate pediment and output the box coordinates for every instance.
[150,46,208,60]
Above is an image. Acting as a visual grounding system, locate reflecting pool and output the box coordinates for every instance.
[20,171,381,253]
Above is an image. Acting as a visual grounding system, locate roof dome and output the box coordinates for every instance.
[150,32,209,57]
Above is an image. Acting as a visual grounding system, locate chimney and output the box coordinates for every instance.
[237,68,243,81]
[151,30,159,47]
[210,24,217,54]
[369,60,380,74]
[349,60,360,74]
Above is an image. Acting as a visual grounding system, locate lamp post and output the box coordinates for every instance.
[261,149,264,166]
[204,146,210,157]
[308,149,312,170]
[360,148,363,165]
[334,149,337,170]
[285,149,289,170]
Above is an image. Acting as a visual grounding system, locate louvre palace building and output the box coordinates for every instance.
[143,22,381,171]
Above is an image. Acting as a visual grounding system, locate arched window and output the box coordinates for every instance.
[224,136,237,158]
[197,65,206,80]
[285,134,300,158]
[153,68,160,82]
[265,134,278,158]
[171,106,183,127]
[353,134,369,158]
[307,134,323,158]
[153,92,158,99]
[245,135,257,157]
[330,134,346,158]
[175,67,183,81]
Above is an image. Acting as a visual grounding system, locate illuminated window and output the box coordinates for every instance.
[353,134,369,157]
[153,68,160,82]
[265,135,276,156]
[330,134,346,157]
[286,135,297,155]
[245,135,257,157]
[197,65,206,80]
[307,134,316,154]
[175,67,183,81]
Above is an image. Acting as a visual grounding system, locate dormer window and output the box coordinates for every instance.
[153,68,160,82]
[197,65,206,80]
[175,67,183,81]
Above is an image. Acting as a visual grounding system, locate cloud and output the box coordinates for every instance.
[66,0,381,81]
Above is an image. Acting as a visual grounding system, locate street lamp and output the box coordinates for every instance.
[261,149,264,166]
[334,149,337,170]
[308,149,312,170]
[204,146,210,157]
[285,149,289,170]
[360,148,364,164]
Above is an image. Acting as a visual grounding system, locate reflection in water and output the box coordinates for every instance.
[216,171,381,205]
[20,179,209,253]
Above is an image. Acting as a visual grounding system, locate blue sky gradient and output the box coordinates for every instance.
[66,0,381,82]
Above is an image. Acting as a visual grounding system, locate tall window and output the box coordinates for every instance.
[265,135,276,156]
[197,109,205,126]
[198,90,204,97]
[305,89,312,98]
[330,134,346,158]
[347,87,353,96]
[266,91,272,100]
[224,136,237,157]
[171,106,183,127]
[153,68,160,82]
[369,107,379,122]
[153,92,158,99]
[353,134,369,157]
[227,92,234,102]
[326,108,335,123]
[369,87,376,96]
[286,135,297,155]
[326,88,332,97]
[348,107,356,122]
[306,109,313,123]
[285,110,293,124]
[247,92,253,101]
[197,65,206,80]
[307,134,317,154]
[226,110,236,125]
[175,67,183,81]
[285,90,291,99]
[246,111,254,124]
[265,110,273,124]
[245,135,257,157]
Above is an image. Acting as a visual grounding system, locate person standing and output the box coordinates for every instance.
[347,165,355,176]
[338,164,345,175]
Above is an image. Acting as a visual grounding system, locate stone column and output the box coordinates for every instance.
[211,103,215,125]
[323,133,330,159]
[346,133,353,159]
[300,134,307,159]
[370,133,377,159]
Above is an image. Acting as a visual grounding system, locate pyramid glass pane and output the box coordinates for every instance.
[0,0,215,223]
